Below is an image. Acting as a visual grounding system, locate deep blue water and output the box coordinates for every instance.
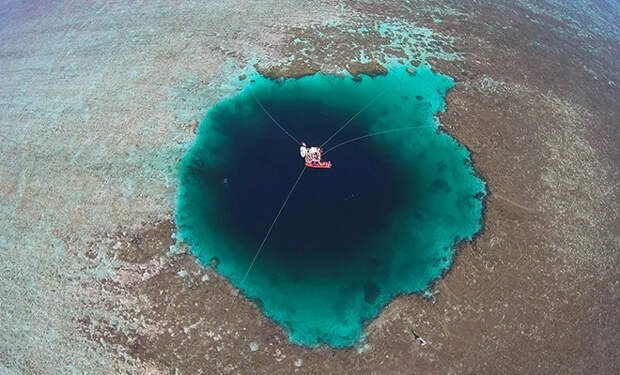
[176,66,486,346]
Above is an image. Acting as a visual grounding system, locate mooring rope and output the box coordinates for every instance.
[230,165,307,309]
[231,89,424,309]
[320,86,388,148]
[254,84,387,149]
[254,95,301,145]
[323,125,436,155]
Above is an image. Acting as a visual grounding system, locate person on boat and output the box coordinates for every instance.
[300,142,331,168]
[299,142,308,160]
[300,142,322,164]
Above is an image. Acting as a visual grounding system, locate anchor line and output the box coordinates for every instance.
[320,86,388,148]
[232,165,307,307]
[254,95,301,145]
[323,125,436,155]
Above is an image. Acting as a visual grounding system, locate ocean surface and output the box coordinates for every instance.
[177,66,486,346]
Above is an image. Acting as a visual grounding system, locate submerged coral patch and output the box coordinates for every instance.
[176,66,485,347]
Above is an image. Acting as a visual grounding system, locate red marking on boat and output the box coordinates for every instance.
[305,160,332,169]
[300,142,332,169]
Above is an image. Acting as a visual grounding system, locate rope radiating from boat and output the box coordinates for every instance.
[323,125,436,155]
[230,165,307,309]
[254,95,301,145]
[320,87,388,148]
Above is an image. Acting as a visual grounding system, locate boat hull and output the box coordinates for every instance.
[305,161,332,169]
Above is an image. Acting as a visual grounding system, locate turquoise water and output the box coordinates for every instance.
[176,66,486,347]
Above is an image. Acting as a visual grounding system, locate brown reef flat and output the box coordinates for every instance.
[345,61,388,78]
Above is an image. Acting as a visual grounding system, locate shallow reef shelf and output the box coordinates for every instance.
[176,65,486,347]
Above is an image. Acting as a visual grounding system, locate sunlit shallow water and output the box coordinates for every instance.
[176,66,486,347]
